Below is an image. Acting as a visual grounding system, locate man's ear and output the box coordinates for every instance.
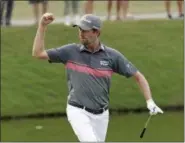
[95,30,100,37]
[92,29,100,37]
[97,30,101,37]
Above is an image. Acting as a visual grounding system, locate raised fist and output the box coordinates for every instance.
[40,13,55,26]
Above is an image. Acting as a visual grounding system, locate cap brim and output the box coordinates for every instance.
[72,22,92,31]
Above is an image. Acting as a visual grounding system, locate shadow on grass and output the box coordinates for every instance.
[1,105,183,121]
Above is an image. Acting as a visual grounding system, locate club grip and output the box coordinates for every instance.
[140,128,146,138]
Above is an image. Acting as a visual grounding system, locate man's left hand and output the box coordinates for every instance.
[147,99,164,115]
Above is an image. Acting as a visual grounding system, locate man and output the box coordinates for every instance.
[63,0,80,26]
[0,0,14,26]
[164,0,184,19]
[107,0,131,21]
[84,0,93,14]
[28,0,48,25]
[32,13,164,142]
[107,0,122,20]
[122,0,130,19]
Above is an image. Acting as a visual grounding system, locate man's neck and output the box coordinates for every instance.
[86,40,100,52]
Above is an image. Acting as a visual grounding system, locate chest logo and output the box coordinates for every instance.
[100,60,109,66]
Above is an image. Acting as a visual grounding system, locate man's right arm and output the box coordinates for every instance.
[32,13,54,60]
[32,25,49,59]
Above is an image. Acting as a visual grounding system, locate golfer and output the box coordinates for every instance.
[32,13,164,142]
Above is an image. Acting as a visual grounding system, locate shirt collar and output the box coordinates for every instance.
[80,43,105,53]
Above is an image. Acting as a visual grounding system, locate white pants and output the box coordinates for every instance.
[66,104,109,142]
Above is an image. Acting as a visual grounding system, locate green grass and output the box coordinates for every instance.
[1,20,184,116]
[1,112,184,142]
[12,1,182,19]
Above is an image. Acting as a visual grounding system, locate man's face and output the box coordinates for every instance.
[78,28,99,45]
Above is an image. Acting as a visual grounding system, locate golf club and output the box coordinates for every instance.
[140,114,152,138]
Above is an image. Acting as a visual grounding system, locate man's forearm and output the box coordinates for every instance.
[134,72,152,101]
[134,71,163,115]
[32,25,47,57]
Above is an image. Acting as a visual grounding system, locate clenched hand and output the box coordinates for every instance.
[39,13,55,27]
[147,99,164,115]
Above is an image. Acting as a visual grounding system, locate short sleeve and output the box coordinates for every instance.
[46,44,73,64]
[113,51,138,78]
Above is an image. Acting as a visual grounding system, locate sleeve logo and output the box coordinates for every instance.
[100,60,109,66]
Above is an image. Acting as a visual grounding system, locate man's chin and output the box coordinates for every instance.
[80,41,88,46]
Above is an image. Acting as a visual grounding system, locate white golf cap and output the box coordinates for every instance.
[73,14,102,30]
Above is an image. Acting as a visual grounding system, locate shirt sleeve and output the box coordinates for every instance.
[113,51,138,78]
[46,44,73,64]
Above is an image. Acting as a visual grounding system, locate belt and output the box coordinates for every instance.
[69,102,108,115]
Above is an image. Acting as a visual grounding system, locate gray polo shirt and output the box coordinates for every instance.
[46,43,138,110]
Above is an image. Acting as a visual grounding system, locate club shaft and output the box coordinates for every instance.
[140,115,152,138]
[144,115,152,128]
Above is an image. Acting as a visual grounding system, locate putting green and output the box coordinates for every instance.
[1,111,183,142]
